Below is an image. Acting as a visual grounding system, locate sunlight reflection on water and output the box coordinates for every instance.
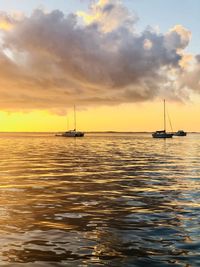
[0,133,199,266]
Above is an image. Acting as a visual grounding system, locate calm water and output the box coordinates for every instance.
[0,133,200,267]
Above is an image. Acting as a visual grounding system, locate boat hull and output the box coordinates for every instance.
[56,131,84,137]
[63,132,84,137]
[152,132,173,138]
[174,131,187,136]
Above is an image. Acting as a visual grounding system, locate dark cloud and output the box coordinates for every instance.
[0,0,197,111]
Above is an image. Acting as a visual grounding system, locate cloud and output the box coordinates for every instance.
[0,12,15,30]
[77,0,138,33]
[179,55,200,94]
[164,25,191,51]
[0,0,198,111]
[0,11,23,31]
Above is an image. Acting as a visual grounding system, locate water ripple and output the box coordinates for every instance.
[0,133,199,266]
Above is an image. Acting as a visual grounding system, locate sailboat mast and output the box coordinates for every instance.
[74,105,76,131]
[164,99,166,131]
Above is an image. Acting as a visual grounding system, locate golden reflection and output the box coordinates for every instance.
[0,132,199,265]
[39,221,76,231]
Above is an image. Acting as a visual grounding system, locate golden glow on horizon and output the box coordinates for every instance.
[0,100,200,132]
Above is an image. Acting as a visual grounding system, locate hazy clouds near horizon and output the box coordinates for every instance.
[0,0,199,112]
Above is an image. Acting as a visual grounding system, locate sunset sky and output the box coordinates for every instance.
[0,0,200,132]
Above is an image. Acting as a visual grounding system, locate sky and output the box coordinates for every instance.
[0,0,200,132]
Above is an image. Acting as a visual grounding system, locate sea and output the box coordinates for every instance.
[0,132,199,267]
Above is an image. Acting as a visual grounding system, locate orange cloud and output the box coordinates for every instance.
[179,53,194,70]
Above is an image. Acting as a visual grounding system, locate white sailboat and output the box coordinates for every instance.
[56,106,84,137]
[152,100,173,138]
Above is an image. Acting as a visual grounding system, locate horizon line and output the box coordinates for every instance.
[0,131,198,134]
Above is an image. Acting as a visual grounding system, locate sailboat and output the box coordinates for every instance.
[152,100,174,138]
[56,106,84,137]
